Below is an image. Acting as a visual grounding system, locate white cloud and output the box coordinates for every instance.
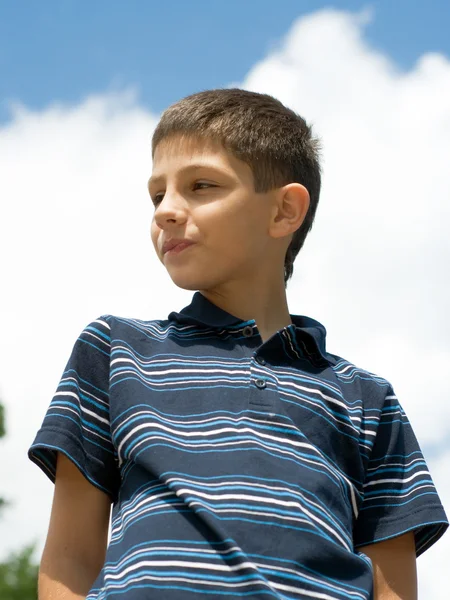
[0,89,194,560]
[245,7,450,437]
[1,6,449,595]
[417,448,450,597]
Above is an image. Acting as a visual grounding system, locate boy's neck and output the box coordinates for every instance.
[199,282,292,344]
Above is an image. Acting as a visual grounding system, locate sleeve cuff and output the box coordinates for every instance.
[353,505,449,557]
[28,427,118,502]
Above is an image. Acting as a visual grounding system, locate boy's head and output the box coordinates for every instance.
[149,88,321,292]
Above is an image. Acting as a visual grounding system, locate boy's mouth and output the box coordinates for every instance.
[163,239,196,255]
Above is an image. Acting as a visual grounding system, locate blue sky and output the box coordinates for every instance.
[1,0,450,120]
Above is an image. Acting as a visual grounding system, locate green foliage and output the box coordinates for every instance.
[0,400,40,599]
[0,403,4,439]
[0,498,8,516]
[0,402,5,515]
[0,544,39,599]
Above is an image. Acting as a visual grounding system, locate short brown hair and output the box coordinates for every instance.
[152,88,322,287]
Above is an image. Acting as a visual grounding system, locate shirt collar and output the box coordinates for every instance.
[168,291,331,366]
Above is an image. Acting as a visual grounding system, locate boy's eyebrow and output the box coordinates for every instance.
[147,163,231,189]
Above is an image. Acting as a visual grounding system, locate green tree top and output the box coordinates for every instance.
[0,399,39,598]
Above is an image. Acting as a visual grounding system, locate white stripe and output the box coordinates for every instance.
[186,499,350,550]
[281,380,351,414]
[279,388,360,434]
[92,318,110,330]
[98,542,363,600]
[103,557,261,579]
[364,470,430,487]
[111,356,352,419]
[110,358,250,377]
[253,561,365,600]
[102,569,341,600]
[110,502,186,540]
[110,369,248,387]
[115,408,302,431]
[84,330,110,347]
[270,578,347,599]
[118,423,359,518]
[359,428,377,437]
[367,457,424,472]
[334,364,355,375]
[130,435,345,488]
[111,491,175,531]
[117,485,350,549]
[119,435,356,525]
[362,483,435,500]
[106,544,243,566]
[47,404,111,443]
[165,476,349,536]
[119,422,334,460]
[101,573,274,592]
[53,392,109,425]
[57,377,109,407]
[111,344,249,365]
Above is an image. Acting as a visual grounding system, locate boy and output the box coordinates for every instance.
[29,88,448,599]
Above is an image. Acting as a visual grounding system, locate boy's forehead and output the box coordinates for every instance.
[150,134,247,181]
[153,135,226,164]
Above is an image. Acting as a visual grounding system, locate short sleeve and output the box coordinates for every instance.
[28,316,120,503]
[353,383,448,556]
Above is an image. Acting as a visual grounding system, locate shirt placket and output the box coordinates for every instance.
[242,324,274,411]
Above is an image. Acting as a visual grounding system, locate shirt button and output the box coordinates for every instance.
[242,326,253,337]
[256,356,266,365]
[255,378,266,389]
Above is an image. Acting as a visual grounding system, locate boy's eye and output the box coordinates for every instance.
[192,182,214,191]
[152,182,215,206]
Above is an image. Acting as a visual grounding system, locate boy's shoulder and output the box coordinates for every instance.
[89,313,167,327]
[326,349,391,386]
[97,312,393,401]
[93,312,171,333]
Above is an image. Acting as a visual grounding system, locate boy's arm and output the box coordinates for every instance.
[359,531,417,599]
[38,452,112,599]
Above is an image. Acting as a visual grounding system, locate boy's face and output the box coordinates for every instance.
[149,134,284,292]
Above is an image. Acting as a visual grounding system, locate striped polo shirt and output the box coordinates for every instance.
[28,291,448,599]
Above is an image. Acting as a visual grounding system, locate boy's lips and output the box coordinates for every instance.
[162,238,196,254]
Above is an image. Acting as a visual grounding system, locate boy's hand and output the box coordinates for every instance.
[359,531,417,599]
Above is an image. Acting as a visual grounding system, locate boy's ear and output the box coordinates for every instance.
[272,183,310,238]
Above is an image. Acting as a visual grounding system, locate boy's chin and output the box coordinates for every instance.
[167,271,223,293]
[168,273,209,292]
